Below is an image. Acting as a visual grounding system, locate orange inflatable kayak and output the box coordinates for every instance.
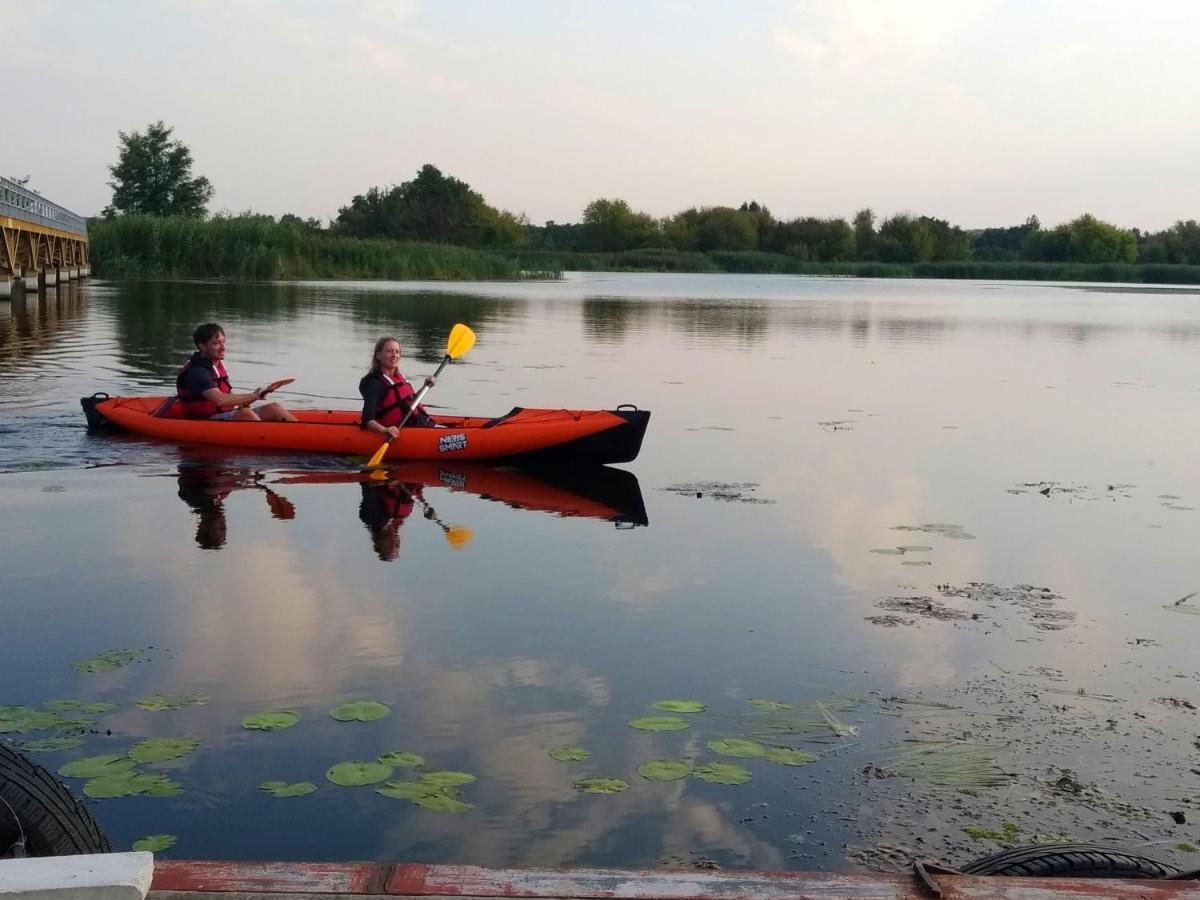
[82,395,650,465]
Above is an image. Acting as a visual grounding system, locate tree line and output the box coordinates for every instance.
[103,121,1200,268]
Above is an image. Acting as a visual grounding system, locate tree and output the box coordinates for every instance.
[1024,214,1137,264]
[105,121,213,217]
[580,198,660,252]
[852,208,877,260]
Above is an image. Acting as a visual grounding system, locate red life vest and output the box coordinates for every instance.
[370,372,428,428]
[170,354,232,419]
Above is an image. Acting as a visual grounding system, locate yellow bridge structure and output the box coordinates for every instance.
[1,176,89,298]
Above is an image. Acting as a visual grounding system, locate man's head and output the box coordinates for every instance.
[193,323,226,360]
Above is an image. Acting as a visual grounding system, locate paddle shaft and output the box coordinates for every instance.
[388,353,452,439]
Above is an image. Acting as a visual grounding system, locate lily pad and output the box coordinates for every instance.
[574,777,630,794]
[748,699,793,712]
[83,772,182,799]
[329,700,390,722]
[45,699,117,714]
[549,746,590,762]
[137,694,209,711]
[378,751,424,767]
[764,747,818,766]
[59,755,138,779]
[22,737,85,752]
[693,762,752,785]
[376,780,448,800]
[420,770,476,787]
[870,548,905,555]
[707,738,765,758]
[259,781,317,798]
[326,760,393,786]
[72,649,140,673]
[652,699,707,713]
[0,707,64,734]
[242,711,299,731]
[628,716,690,732]
[413,793,474,813]
[132,834,177,852]
[638,760,692,781]
[129,737,199,763]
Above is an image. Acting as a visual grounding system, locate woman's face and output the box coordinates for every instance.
[377,340,401,370]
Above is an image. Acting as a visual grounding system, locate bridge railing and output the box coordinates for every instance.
[0,176,88,238]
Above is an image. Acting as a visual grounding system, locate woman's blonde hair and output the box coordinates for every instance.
[369,336,401,375]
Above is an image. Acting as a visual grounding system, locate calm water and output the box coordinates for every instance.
[2,274,1199,869]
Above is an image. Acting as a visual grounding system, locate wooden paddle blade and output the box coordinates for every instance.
[366,440,391,469]
[446,324,476,359]
[444,526,474,551]
[263,378,295,396]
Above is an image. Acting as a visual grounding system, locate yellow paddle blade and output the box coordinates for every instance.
[446,323,476,359]
[365,440,390,469]
[444,526,474,551]
[367,468,389,481]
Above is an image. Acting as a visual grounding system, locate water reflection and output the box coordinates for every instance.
[0,281,90,377]
[176,465,297,549]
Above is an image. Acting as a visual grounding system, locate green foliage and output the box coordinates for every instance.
[106,121,213,218]
[582,198,661,252]
[1024,213,1137,264]
[90,215,527,280]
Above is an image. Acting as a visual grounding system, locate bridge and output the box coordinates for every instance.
[0,175,90,298]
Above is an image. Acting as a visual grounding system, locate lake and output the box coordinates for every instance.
[2,273,1199,870]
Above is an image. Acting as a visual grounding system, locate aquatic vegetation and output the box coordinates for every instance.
[242,711,300,731]
[84,772,182,799]
[329,700,391,722]
[45,699,117,714]
[893,523,976,540]
[763,747,818,766]
[637,760,692,781]
[137,694,209,711]
[0,706,75,734]
[549,746,590,762]
[59,755,138,779]
[72,649,142,673]
[692,762,752,785]
[628,716,690,731]
[376,780,446,800]
[22,736,85,752]
[420,771,477,787]
[652,699,707,713]
[707,738,765,758]
[378,751,425,767]
[880,739,1016,788]
[326,761,393,786]
[259,781,317,797]
[963,822,1019,844]
[128,737,199,763]
[748,699,792,712]
[132,834,177,852]
[574,777,630,794]
[377,775,475,812]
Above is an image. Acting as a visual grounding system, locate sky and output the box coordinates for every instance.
[7,0,1200,230]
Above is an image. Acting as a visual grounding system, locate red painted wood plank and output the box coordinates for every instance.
[152,860,384,893]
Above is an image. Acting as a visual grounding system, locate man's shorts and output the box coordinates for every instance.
[212,406,267,421]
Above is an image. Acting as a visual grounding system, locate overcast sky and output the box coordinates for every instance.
[8,0,1199,230]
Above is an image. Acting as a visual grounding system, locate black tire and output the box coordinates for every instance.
[0,741,111,857]
[960,843,1180,879]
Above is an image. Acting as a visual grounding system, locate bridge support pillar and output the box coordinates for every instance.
[0,276,11,298]
[42,269,57,286]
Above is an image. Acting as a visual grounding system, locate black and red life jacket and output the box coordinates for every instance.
[364,371,429,428]
[169,353,232,419]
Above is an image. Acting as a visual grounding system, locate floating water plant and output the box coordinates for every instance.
[132,834,177,852]
[707,738,765,758]
[376,780,447,800]
[574,777,629,794]
[72,649,141,673]
[128,737,199,763]
[46,699,116,714]
[0,707,67,734]
[59,755,138,779]
[242,711,299,731]
[815,701,859,737]
[84,772,182,799]
[378,751,424,767]
[329,700,390,722]
[748,699,793,712]
[376,778,474,813]
[880,739,1016,788]
[763,747,818,766]
[137,694,209,711]
[548,746,590,762]
[692,762,751,785]
[652,699,707,713]
[421,771,476,787]
[259,781,317,798]
[638,760,692,781]
[413,793,473,813]
[628,716,690,732]
[22,737,85,752]
[326,761,393,786]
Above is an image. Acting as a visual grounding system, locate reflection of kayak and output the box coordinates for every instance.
[275,462,648,527]
[81,395,650,465]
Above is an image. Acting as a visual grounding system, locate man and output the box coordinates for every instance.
[169,323,297,422]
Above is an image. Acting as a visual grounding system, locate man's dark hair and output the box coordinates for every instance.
[193,323,225,347]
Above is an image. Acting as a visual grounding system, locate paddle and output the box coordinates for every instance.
[419,496,474,550]
[259,378,295,397]
[365,324,476,469]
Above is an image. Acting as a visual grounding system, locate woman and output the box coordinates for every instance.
[359,336,436,438]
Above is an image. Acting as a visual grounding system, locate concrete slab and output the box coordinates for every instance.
[0,853,152,900]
